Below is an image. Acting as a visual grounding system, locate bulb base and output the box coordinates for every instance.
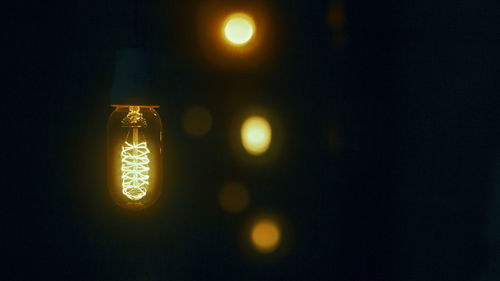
[110,48,157,105]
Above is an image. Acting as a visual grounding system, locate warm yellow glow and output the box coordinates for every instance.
[251,219,281,253]
[183,106,213,137]
[218,183,249,213]
[119,106,150,201]
[223,13,255,45]
[121,141,150,200]
[108,105,162,209]
[241,116,271,155]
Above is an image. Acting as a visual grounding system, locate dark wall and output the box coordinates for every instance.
[4,0,499,280]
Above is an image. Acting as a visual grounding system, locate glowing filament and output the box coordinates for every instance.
[121,141,150,200]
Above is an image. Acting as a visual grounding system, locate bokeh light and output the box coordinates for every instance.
[223,13,255,45]
[182,106,213,137]
[250,219,281,253]
[195,1,272,68]
[218,182,249,213]
[327,2,345,31]
[327,1,347,50]
[241,115,271,155]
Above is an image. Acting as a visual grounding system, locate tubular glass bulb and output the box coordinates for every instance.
[107,105,163,209]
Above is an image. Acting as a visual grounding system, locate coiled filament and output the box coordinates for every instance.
[121,141,150,200]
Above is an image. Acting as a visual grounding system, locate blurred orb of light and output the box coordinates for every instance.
[183,106,213,137]
[241,115,271,155]
[327,2,346,50]
[327,2,345,31]
[218,182,249,213]
[250,219,281,253]
[223,13,255,45]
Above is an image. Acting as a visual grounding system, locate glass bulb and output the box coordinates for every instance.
[107,105,163,209]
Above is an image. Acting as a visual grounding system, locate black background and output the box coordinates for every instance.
[4,0,500,280]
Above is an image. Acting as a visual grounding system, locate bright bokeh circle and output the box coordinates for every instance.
[250,219,281,253]
[240,115,272,155]
[223,13,255,45]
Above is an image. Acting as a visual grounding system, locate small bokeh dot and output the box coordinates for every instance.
[250,218,281,253]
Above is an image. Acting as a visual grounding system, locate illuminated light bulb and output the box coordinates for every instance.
[223,13,255,45]
[108,105,163,209]
[241,115,272,155]
[107,48,163,210]
[120,106,151,200]
[250,219,281,253]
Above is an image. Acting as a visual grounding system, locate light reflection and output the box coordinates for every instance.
[223,13,255,45]
[250,218,281,253]
[241,115,271,155]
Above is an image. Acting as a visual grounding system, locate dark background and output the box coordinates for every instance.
[4,0,500,280]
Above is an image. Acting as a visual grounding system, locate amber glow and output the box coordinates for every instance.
[121,141,150,200]
[223,13,255,45]
[327,2,345,31]
[108,105,163,209]
[251,219,281,253]
[218,183,249,213]
[120,106,150,201]
[241,115,271,155]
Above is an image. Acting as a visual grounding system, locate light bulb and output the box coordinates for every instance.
[107,105,163,209]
